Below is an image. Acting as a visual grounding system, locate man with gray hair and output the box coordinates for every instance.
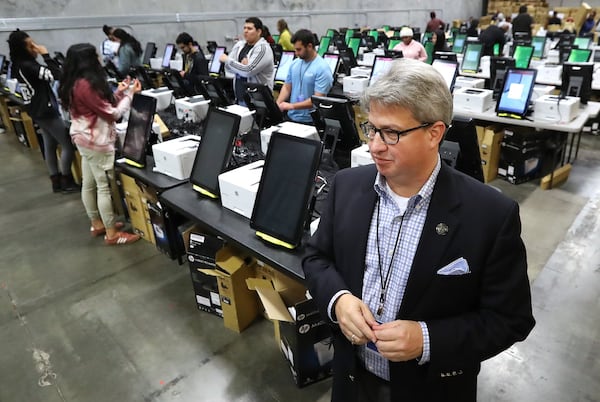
[303,58,535,402]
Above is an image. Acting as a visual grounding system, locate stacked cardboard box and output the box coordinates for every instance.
[497,127,563,184]
[187,232,225,317]
[477,125,505,183]
[120,173,156,244]
[248,263,334,387]
[199,245,260,333]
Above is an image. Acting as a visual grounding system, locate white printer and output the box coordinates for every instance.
[453,87,493,113]
[174,95,210,122]
[141,87,173,111]
[535,63,562,85]
[343,75,370,96]
[220,104,255,135]
[152,135,200,180]
[350,66,372,77]
[454,76,486,90]
[218,160,264,219]
[350,143,374,167]
[260,121,320,155]
[534,95,580,123]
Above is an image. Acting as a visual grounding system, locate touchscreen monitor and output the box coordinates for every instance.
[318,36,331,57]
[244,82,284,128]
[369,56,394,86]
[348,37,361,57]
[209,46,226,75]
[323,53,340,77]
[452,34,467,53]
[496,68,537,119]
[344,29,355,44]
[460,43,483,73]
[490,56,516,99]
[122,94,157,167]
[573,36,591,49]
[513,45,534,68]
[189,108,241,198]
[561,62,593,104]
[531,36,546,59]
[142,42,157,66]
[388,38,401,50]
[250,133,322,249]
[274,51,295,83]
[567,48,592,63]
[432,59,459,92]
[161,43,175,69]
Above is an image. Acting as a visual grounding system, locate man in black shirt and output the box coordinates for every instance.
[548,11,562,27]
[176,32,208,91]
[512,5,534,37]
[479,24,509,56]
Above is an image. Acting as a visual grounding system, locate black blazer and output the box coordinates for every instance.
[303,163,535,402]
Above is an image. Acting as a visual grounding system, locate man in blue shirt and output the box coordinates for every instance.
[276,29,333,123]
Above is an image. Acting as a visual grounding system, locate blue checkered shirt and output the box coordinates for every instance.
[357,157,441,380]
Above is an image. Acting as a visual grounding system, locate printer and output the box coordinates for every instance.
[220,104,255,135]
[535,63,562,85]
[175,95,210,122]
[454,76,486,90]
[152,135,200,180]
[534,95,580,123]
[350,66,372,77]
[453,87,493,113]
[343,75,370,96]
[351,143,374,167]
[141,87,173,111]
[218,160,264,219]
[260,121,320,155]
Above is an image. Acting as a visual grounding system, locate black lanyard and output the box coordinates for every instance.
[375,198,405,316]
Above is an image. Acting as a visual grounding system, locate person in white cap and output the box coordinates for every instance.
[392,27,427,61]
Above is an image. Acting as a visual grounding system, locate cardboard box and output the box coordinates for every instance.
[187,232,225,316]
[248,266,333,387]
[121,173,155,244]
[479,125,504,183]
[200,246,259,333]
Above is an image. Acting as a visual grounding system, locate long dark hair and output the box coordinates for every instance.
[58,43,113,109]
[7,29,35,65]
[112,28,142,56]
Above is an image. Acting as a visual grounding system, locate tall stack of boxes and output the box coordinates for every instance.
[185,234,333,386]
[497,127,563,184]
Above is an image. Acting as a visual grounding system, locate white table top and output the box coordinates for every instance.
[454,101,600,133]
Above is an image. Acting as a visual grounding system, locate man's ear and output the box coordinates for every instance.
[430,121,447,147]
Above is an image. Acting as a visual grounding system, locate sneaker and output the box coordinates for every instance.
[104,231,140,245]
[90,221,125,237]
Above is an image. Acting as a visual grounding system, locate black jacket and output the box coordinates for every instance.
[303,163,535,402]
[479,25,507,56]
[13,54,62,120]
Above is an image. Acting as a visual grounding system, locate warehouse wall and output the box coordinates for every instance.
[0,1,483,58]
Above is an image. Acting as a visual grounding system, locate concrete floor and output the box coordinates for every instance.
[1,129,599,402]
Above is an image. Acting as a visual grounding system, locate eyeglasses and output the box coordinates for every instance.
[361,122,432,145]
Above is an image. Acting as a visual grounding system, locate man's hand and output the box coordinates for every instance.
[219,54,229,63]
[278,101,294,111]
[335,293,377,345]
[372,320,423,362]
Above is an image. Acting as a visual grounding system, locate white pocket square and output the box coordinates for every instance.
[437,257,470,275]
